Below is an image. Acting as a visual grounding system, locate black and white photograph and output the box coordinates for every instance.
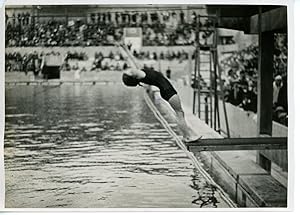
[0,0,293,210]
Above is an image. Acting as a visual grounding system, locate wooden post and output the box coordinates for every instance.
[257,7,274,136]
[256,7,276,172]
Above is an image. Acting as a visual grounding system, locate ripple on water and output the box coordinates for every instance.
[4,85,230,208]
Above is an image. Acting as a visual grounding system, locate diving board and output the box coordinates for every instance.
[186,137,287,152]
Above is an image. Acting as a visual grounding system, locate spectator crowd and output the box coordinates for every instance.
[5,10,215,47]
[220,33,288,126]
[5,51,41,75]
[5,51,88,75]
[5,48,190,75]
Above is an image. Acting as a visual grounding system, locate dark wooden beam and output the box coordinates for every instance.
[257,24,274,135]
[250,7,287,33]
[186,137,287,152]
[213,6,287,33]
[207,5,280,17]
[217,17,251,32]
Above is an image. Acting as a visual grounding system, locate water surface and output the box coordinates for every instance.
[5,84,230,208]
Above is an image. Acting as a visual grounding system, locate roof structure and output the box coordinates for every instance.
[206,5,287,33]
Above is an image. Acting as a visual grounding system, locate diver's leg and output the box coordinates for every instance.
[167,94,196,140]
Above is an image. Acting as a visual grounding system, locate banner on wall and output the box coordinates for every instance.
[123,27,142,51]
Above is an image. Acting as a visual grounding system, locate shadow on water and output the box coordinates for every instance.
[4,84,230,208]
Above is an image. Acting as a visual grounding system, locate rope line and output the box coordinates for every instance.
[143,91,237,208]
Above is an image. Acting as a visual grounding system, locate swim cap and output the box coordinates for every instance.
[122,73,139,87]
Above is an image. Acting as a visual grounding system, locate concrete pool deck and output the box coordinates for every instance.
[184,107,287,207]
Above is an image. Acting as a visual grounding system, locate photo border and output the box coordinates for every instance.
[0,0,295,212]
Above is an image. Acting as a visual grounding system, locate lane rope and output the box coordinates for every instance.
[144,91,237,208]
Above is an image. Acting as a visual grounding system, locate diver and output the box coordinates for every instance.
[116,42,202,143]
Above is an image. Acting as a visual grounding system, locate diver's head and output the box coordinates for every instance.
[122,73,139,87]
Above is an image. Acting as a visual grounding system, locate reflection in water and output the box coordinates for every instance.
[5,84,230,208]
[190,173,219,208]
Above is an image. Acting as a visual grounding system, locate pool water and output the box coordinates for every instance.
[4,84,230,208]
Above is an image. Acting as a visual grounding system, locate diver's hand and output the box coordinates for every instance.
[114,40,126,48]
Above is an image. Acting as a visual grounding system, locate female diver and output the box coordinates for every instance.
[117,43,202,143]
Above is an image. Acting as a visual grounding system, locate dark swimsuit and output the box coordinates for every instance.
[140,68,177,101]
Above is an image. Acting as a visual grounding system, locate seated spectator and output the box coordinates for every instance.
[61,60,71,71]
[72,62,79,71]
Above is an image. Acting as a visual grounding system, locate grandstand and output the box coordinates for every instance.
[4,3,288,141]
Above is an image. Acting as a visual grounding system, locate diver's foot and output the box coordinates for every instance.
[182,135,203,143]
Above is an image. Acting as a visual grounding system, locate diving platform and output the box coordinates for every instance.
[186,137,287,152]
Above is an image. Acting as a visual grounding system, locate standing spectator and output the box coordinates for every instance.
[132,12,137,24]
[33,52,41,76]
[121,12,127,24]
[25,12,30,25]
[191,11,197,23]
[5,13,8,24]
[180,10,185,24]
[97,13,101,24]
[273,75,283,106]
[90,13,95,23]
[238,70,248,87]
[108,51,114,59]
[12,13,16,26]
[17,13,21,25]
[103,13,107,24]
[115,12,120,25]
[277,75,288,112]
[107,12,111,23]
[166,67,172,79]
[141,12,148,23]
[151,12,158,23]
[127,41,132,51]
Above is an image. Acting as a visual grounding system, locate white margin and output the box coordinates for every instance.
[0,0,5,211]
[0,0,296,213]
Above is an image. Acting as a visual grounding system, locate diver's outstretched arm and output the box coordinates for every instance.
[115,42,141,70]
[115,41,144,79]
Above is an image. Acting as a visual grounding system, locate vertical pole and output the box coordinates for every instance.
[192,49,197,114]
[256,6,274,170]
[213,40,218,130]
[188,49,192,84]
[214,10,221,133]
[257,7,273,136]
[192,39,197,115]
[193,90,196,114]
[193,14,200,116]
[209,51,213,127]
[195,15,201,119]
[205,96,209,124]
[215,26,231,137]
